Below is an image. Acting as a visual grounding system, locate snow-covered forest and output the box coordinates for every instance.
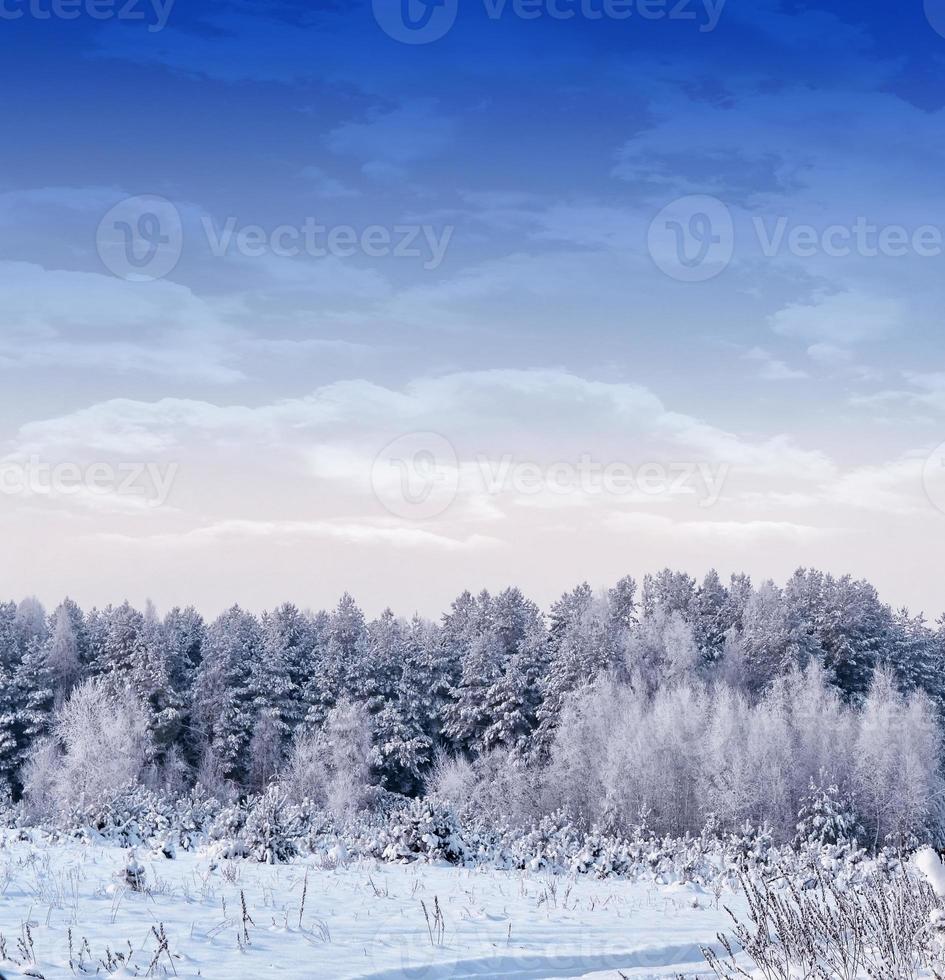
[2,567,944,850]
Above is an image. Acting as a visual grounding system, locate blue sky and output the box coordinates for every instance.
[1,0,945,617]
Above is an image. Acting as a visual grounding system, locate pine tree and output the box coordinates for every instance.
[162,606,204,700]
[253,603,314,750]
[640,569,696,620]
[535,584,617,758]
[303,595,364,727]
[818,575,892,702]
[0,603,22,783]
[0,602,18,671]
[885,608,942,709]
[87,602,179,760]
[0,658,18,790]
[192,606,260,785]
[693,569,729,664]
[14,635,56,770]
[14,597,47,660]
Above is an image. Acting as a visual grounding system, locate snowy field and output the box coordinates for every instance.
[0,838,734,979]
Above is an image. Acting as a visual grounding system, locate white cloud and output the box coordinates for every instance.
[96,519,499,552]
[744,347,808,381]
[769,290,904,346]
[605,512,833,543]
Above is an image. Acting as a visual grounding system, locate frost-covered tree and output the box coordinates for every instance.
[535,583,621,756]
[0,602,18,671]
[721,580,796,695]
[22,679,151,821]
[282,699,374,819]
[86,602,179,755]
[852,669,943,848]
[14,597,47,659]
[640,569,697,620]
[624,607,700,696]
[885,608,943,711]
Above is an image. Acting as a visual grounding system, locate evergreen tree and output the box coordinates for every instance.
[191,606,260,785]
[693,569,729,664]
[253,603,314,751]
[0,603,21,782]
[370,618,435,795]
[535,583,618,757]
[303,595,364,727]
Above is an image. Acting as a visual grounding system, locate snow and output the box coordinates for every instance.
[0,836,735,978]
[915,846,945,898]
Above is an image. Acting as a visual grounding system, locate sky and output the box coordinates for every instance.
[1,0,945,619]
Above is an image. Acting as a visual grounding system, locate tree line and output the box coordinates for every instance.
[1,568,943,843]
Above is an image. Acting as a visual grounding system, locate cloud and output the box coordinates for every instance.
[96,519,499,552]
[326,100,454,175]
[11,368,835,480]
[0,261,247,383]
[297,166,361,200]
[769,290,905,346]
[744,347,808,381]
[605,512,833,543]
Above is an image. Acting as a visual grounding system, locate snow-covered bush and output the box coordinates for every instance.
[703,865,945,979]
[794,779,862,849]
[240,785,303,864]
[426,748,542,828]
[382,797,465,864]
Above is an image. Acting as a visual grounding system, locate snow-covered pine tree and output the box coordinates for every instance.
[692,569,730,664]
[252,603,314,750]
[162,606,204,701]
[534,583,619,758]
[357,610,430,794]
[302,595,365,727]
[14,597,47,660]
[191,606,260,786]
[0,603,22,784]
[640,569,697,621]
[818,574,893,702]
